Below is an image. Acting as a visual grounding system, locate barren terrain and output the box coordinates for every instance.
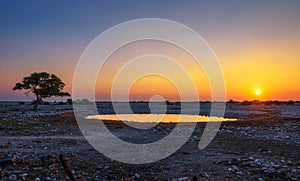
[0,102,299,180]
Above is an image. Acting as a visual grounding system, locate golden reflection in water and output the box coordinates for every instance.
[86,114,236,123]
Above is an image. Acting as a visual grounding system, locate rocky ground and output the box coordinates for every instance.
[0,102,299,180]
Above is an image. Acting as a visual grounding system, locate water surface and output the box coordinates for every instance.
[87,114,236,123]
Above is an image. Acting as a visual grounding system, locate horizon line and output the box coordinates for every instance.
[0,100,299,103]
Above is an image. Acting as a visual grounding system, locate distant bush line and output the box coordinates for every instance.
[16,99,300,106]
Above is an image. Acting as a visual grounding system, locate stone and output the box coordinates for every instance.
[262,163,270,167]
[226,130,233,134]
[268,167,276,173]
[259,149,271,154]
[228,165,239,172]
[236,171,243,175]
[104,165,109,169]
[8,174,17,181]
[134,173,141,179]
[241,162,251,166]
[254,159,262,165]
[273,164,281,169]
[240,156,251,161]
[232,165,238,171]
[172,177,189,181]
[20,173,28,180]
[193,136,200,141]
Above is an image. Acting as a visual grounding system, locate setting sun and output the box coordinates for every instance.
[255,89,262,96]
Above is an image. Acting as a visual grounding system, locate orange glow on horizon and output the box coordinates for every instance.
[95,40,212,101]
[129,75,180,101]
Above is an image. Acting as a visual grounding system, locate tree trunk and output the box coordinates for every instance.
[34,96,41,110]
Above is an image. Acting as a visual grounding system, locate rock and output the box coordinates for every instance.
[258,149,271,154]
[262,163,270,167]
[232,165,239,171]
[236,171,243,175]
[228,165,239,172]
[250,163,258,167]
[273,164,281,169]
[8,174,17,181]
[172,177,189,181]
[96,163,106,169]
[224,161,233,165]
[268,167,276,173]
[241,162,251,166]
[254,159,262,165]
[193,136,200,141]
[226,130,233,134]
[258,178,265,181]
[245,126,250,130]
[104,165,109,169]
[33,167,42,171]
[134,173,141,179]
[20,173,28,180]
[240,156,252,161]
[35,178,41,181]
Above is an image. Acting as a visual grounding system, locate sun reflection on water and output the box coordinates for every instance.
[86,114,236,123]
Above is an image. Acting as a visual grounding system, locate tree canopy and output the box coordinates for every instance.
[13,72,70,109]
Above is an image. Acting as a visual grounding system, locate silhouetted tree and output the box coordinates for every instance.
[165,100,170,105]
[13,72,70,109]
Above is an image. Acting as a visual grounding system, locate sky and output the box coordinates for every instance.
[0,0,299,101]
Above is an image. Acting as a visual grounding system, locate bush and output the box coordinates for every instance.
[66,99,73,105]
[18,101,25,105]
[43,101,50,105]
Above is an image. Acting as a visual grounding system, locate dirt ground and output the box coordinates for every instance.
[0,103,299,181]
